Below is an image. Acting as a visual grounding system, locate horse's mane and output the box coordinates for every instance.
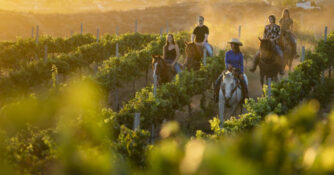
[186,42,201,60]
[260,39,275,52]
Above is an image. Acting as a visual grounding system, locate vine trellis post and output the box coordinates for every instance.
[96,28,100,42]
[301,46,305,62]
[218,88,225,128]
[322,26,328,83]
[268,78,272,99]
[134,113,140,131]
[44,45,48,64]
[135,19,138,33]
[31,26,34,38]
[151,63,159,143]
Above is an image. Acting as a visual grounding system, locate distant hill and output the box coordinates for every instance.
[0,0,333,46]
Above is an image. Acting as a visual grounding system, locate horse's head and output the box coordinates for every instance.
[258,37,275,61]
[152,55,165,75]
[221,71,237,99]
[185,41,201,60]
[184,42,202,70]
[152,55,173,85]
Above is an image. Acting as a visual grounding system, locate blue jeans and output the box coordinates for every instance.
[204,42,213,57]
[166,59,182,74]
[275,45,283,62]
[174,63,182,74]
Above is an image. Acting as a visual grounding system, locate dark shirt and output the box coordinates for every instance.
[193,25,209,43]
[225,50,244,73]
[164,46,176,64]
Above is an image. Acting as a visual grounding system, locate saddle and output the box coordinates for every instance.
[213,69,246,103]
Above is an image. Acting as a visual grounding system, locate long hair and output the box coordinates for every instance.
[281,9,290,19]
[164,34,175,48]
[163,34,175,58]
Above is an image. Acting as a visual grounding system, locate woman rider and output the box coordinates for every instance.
[214,38,248,100]
[163,34,182,74]
[250,15,284,75]
[279,9,297,58]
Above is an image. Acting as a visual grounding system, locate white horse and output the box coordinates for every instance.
[218,70,248,126]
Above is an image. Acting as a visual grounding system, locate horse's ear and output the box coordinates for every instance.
[152,55,158,59]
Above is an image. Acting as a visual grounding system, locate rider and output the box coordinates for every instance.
[214,38,248,100]
[191,16,213,57]
[250,15,284,75]
[279,9,297,58]
[163,33,182,73]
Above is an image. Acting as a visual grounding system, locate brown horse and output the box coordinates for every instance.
[258,38,281,86]
[152,55,175,85]
[279,30,295,72]
[184,42,213,70]
[184,42,202,70]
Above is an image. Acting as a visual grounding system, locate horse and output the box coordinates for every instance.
[218,70,247,124]
[258,38,281,86]
[279,30,295,72]
[184,42,213,70]
[152,55,176,86]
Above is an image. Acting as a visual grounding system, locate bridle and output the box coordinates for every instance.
[221,72,240,107]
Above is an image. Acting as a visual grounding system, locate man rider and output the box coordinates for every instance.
[191,16,213,57]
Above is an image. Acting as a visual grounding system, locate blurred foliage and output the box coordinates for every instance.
[0,31,333,175]
[0,32,160,103]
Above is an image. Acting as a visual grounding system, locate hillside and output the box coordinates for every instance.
[0,1,333,46]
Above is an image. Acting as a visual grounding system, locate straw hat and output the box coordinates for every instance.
[228,38,243,46]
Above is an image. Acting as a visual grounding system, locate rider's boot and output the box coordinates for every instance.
[276,45,285,75]
[240,78,249,99]
[292,38,298,58]
[249,52,260,72]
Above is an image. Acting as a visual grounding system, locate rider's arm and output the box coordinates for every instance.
[191,34,195,43]
[240,54,244,73]
[275,26,281,41]
[263,26,268,39]
[203,34,209,44]
[162,46,166,59]
[191,27,197,43]
[173,44,180,65]
[203,27,209,44]
[225,52,230,70]
[290,20,294,32]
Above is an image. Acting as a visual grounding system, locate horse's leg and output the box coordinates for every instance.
[218,88,225,127]
[260,71,264,88]
[289,57,293,72]
[188,104,192,118]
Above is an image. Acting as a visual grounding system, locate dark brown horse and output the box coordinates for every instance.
[152,55,175,85]
[279,30,294,72]
[258,38,281,86]
[184,42,202,70]
[184,42,213,70]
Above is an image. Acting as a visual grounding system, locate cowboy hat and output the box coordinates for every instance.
[228,38,243,46]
